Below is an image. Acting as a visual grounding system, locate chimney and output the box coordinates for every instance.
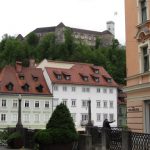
[29,59,35,68]
[16,61,22,73]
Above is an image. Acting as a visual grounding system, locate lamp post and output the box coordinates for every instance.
[16,94,23,129]
[87,100,93,126]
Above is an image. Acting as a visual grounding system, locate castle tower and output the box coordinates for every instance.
[106,21,115,35]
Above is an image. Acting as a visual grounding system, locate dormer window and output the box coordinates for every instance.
[36,84,43,93]
[91,75,99,82]
[57,74,62,80]
[6,82,13,91]
[32,75,38,81]
[53,71,62,80]
[91,66,99,74]
[80,73,89,81]
[103,75,112,83]
[83,76,88,81]
[22,83,29,92]
[62,72,71,80]
[18,74,25,80]
[65,75,71,80]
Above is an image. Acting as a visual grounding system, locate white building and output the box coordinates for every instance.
[38,59,118,129]
[0,62,52,129]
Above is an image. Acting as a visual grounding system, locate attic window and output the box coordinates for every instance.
[36,84,43,93]
[53,71,62,80]
[6,82,14,91]
[62,72,71,80]
[91,75,99,82]
[103,75,112,83]
[22,83,29,92]
[92,66,99,74]
[32,75,38,81]
[19,74,25,80]
[80,73,89,81]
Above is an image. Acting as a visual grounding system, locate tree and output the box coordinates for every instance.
[35,103,78,145]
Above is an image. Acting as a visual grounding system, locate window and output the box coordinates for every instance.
[35,114,39,122]
[82,100,88,107]
[24,114,29,122]
[22,83,29,92]
[82,87,90,92]
[62,99,67,106]
[53,85,58,91]
[103,114,108,120]
[109,114,114,122]
[12,114,17,122]
[71,99,76,107]
[72,87,76,92]
[13,100,17,108]
[81,114,88,121]
[45,114,49,122]
[110,101,114,108]
[142,46,149,72]
[53,98,59,107]
[103,101,107,108]
[45,101,49,108]
[96,100,101,108]
[1,114,6,121]
[2,100,6,107]
[63,86,67,91]
[35,101,39,108]
[6,82,13,91]
[109,88,113,93]
[36,84,43,93]
[25,100,29,108]
[97,113,101,121]
[97,88,101,93]
[71,113,76,122]
[57,75,62,80]
[103,88,107,93]
[19,74,25,80]
[141,0,147,23]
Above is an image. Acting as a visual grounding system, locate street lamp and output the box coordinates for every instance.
[16,94,23,129]
[87,100,93,126]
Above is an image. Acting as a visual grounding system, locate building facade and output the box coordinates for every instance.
[38,59,118,129]
[30,22,114,47]
[0,62,52,129]
[124,0,150,133]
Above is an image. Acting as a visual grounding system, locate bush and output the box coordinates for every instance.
[7,131,23,149]
[35,103,78,145]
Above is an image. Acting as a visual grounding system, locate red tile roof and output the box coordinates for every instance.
[46,63,118,87]
[0,65,51,95]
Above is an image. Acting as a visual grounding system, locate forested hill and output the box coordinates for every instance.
[0,29,126,84]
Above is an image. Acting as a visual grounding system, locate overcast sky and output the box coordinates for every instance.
[0,0,125,44]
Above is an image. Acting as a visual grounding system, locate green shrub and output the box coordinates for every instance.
[7,132,23,148]
[35,103,78,145]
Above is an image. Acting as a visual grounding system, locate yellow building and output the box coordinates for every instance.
[124,0,150,133]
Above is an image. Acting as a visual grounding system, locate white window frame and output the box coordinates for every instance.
[35,101,39,108]
[71,99,76,107]
[97,113,101,122]
[25,100,29,108]
[2,99,6,107]
[110,101,114,108]
[13,100,17,108]
[96,100,101,108]
[97,88,101,93]
[63,86,67,92]
[103,101,108,108]
[1,114,6,122]
[45,101,49,108]
[82,100,88,107]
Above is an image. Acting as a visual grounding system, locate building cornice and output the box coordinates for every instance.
[123,82,150,93]
[126,71,150,80]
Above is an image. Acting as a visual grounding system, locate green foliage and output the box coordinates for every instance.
[7,131,23,149]
[0,129,9,145]
[0,31,126,84]
[35,103,78,145]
